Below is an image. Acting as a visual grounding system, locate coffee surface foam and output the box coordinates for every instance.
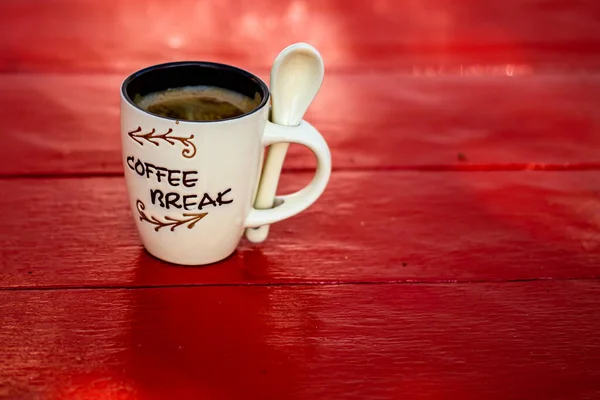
[134,86,261,121]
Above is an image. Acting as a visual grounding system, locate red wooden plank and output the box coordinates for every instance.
[1,72,599,176]
[1,281,599,398]
[2,171,600,288]
[1,0,600,73]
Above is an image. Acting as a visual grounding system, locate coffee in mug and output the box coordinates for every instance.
[134,85,262,122]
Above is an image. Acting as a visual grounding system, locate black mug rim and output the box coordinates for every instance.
[121,61,270,123]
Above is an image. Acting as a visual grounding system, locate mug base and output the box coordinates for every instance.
[142,243,237,266]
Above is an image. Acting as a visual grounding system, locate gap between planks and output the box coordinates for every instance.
[3,276,600,292]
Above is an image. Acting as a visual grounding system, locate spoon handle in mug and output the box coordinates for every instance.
[245,142,291,243]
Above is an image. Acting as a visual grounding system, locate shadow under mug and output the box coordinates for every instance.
[120,61,331,265]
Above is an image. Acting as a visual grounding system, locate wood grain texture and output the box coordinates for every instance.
[1,0,600,73]
[1,72,600,176]
[1,281,599,399]
[2,170,600,288]
[3,0,600,396]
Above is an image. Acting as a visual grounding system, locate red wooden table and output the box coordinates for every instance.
[2,0,600,398]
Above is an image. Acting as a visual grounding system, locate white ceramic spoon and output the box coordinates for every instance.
[245,43,325,243]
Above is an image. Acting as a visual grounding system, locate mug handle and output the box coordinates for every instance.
[244,120,331,235]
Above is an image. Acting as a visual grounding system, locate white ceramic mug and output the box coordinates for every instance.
[120,61,331,265]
